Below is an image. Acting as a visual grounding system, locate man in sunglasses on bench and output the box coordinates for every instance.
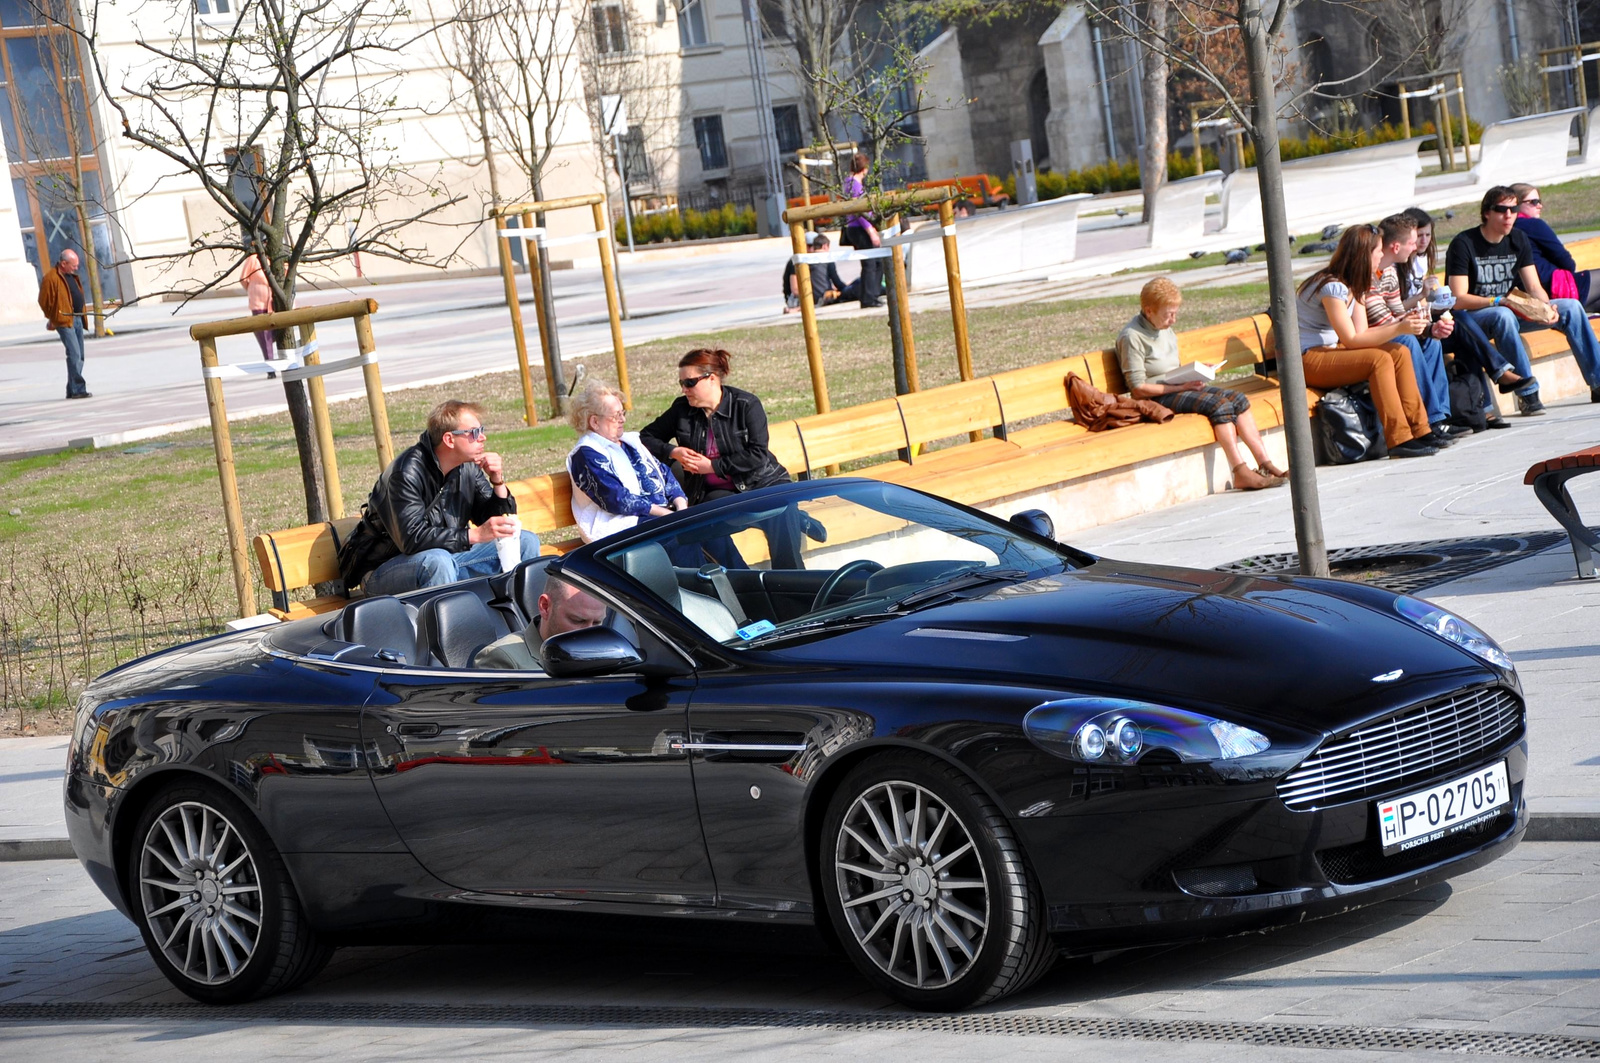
[338,400,542,594]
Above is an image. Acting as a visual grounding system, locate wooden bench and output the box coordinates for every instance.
[253,473,583,621]
[906,175,1010,209]
[1524,447,1600,578]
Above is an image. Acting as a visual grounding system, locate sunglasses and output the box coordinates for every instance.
[1522,198,1542,207]
[1487,204,1518,215]
[450,425,487,441]
[679,374,713,389]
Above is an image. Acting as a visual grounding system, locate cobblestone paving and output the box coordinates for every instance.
[2,844,1598,1060]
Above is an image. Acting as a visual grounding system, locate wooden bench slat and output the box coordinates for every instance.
[766,420,808,475]
[898,379,1004,445]
[991,357,1082,424]
[793,398,909,469]
[1177,318,1266,370]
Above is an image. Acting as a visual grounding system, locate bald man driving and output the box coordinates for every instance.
[474,575,607,670]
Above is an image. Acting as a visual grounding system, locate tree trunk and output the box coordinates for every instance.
[72,198,108,338]
[275,287,328,525]
[1137,0,1169,227]
[1241,0,1327,578]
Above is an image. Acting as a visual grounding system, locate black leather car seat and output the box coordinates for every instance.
[416,590,503,669]
[332,595,419,665]
[509,556,554,625]
[621,543,739,640]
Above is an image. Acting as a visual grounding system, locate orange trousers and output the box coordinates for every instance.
[1301,344,1432,448]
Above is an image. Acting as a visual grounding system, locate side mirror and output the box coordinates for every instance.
[542,626,645,678]
[1009,509,1055,541]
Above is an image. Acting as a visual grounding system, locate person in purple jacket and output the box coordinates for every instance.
[1512,183,1598,311]
[839,153,884,308]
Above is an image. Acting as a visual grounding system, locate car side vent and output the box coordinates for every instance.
[1173,864,1258,897]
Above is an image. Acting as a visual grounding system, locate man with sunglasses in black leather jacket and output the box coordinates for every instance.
[338,400,540,594]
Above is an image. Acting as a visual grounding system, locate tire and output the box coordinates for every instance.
[126,780,333,1004]
[819,753,1056,1010]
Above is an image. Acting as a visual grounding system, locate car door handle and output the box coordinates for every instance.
[396,723,442,738]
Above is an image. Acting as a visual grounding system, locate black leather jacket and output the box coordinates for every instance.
[638,385,791,505]
[337,430,516,588]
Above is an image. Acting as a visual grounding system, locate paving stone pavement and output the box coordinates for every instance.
[1,842,1599,1060]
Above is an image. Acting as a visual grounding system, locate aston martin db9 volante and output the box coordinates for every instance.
[66,479,1526,1010]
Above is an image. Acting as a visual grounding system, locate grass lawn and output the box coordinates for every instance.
[0,281,1269,723]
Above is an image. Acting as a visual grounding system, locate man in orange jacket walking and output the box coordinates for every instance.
[38,249,90,399]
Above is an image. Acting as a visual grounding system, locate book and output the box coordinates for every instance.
[1161,360,1223,385]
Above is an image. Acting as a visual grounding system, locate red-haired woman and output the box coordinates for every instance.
[639,348,791,506]
[1295,225,1439,458]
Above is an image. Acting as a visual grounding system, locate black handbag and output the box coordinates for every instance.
[1313,387,1376,465]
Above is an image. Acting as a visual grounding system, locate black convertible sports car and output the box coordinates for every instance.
[66,479,1527,1010]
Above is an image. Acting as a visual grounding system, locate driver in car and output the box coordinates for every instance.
[474,575,608,670]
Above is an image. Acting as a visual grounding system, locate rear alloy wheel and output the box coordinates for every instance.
[821,755,1055,1010]
[129,782,331,1003]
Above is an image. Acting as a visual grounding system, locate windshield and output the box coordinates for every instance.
[595,480,1070,647]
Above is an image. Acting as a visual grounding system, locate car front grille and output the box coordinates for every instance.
[1277,686,1523,811]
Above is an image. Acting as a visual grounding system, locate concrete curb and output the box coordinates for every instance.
[3,814,1597,863]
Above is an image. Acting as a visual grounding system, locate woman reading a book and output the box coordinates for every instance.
[1116,277,1287,491]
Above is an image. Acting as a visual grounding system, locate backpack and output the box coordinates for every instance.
[1446,363,1490,433]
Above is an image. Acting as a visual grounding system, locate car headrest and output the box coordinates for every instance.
[510,556,554,624]
[333,595,418,664]
[416,590,502,670]
[621,543,682,609]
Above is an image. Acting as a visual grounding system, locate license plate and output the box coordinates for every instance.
[1376,761,1510,855]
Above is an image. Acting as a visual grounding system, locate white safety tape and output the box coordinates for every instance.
[1398,83,1445,99]
[1541,63,1578,74]
[882,225,956,247]
[281,350,378,382]
[497,226,547,240]
[537,228,609,248]
[793,246,894,264]
[797,157,835,168]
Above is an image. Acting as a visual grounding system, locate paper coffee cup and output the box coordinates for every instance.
[495,515,522,573]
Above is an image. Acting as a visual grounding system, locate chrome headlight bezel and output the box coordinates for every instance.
[1024,697,1271,766]
[1393,596,1514,671]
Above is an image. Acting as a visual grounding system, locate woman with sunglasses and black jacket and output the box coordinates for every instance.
[639,348,792,507]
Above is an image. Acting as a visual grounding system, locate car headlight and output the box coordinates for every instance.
[1024,697,1270,765]
[1393,596,1513,670]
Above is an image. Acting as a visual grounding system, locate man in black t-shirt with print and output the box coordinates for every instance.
[1446,185,1600,414]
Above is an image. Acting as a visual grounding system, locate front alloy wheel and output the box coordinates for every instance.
[822,755,1054,1010]
[128,782,331,1003]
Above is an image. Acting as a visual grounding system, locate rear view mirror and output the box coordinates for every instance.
[1009,509,1055,541]
[542,626,645,678]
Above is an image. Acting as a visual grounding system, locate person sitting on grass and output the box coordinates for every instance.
[1295,225,1439,459]
[337,400,541,594]
[1445,185,1600,413]
[473,574,608,671]
[1116,277,1287,490]
[1362,213,1464,441]
[782,231,851,314]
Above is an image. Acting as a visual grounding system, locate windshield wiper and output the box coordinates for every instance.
[890,568,1029,611]
[736,610,901,648]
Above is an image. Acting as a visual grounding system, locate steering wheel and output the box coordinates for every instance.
[812,559,884,612]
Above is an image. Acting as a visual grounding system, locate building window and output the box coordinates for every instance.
[591,2,627,55]
[757,0,787,38]
[693,114,727,172]
[677,0,708,48]
[195,0,232,19]
[620,125,652,187]
[772,104,802,154]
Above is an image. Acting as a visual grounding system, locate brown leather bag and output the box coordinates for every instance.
[1501,288,1559,325]
[1066,372,1175,432]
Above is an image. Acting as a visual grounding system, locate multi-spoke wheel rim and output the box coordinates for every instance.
[834,780,990,990]
[138,801,263,986]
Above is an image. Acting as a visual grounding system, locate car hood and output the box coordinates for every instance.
[773,561,1500,734]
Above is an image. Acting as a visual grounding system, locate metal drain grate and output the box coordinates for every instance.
[2,1001,1598,1057]
[1218,531,1572,593]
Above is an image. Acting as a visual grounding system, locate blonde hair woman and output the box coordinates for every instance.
[566,381,686,543]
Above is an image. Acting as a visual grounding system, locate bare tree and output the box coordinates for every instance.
[1138,1,1170,221]
[63,0,468,524]
[11,0,113,336]
[1365,0,1475,77]
[574,1,677,200]
[808,18,932,191]
[765,0,869,146]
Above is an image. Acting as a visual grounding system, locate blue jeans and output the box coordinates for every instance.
[1530,298,1600,388]
[1393,333,1450,424]
[1462,306,1539,396]
[57,322,86,397]
[362,531,541,595]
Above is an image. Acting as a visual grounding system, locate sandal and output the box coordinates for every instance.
[1231,462,1275,491]
[1257,462,1289,480]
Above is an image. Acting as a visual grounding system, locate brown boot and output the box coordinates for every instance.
[1231,462,1275,491]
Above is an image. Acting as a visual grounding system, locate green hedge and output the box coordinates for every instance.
[616,203,757,245]
[998,120,1486,200]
